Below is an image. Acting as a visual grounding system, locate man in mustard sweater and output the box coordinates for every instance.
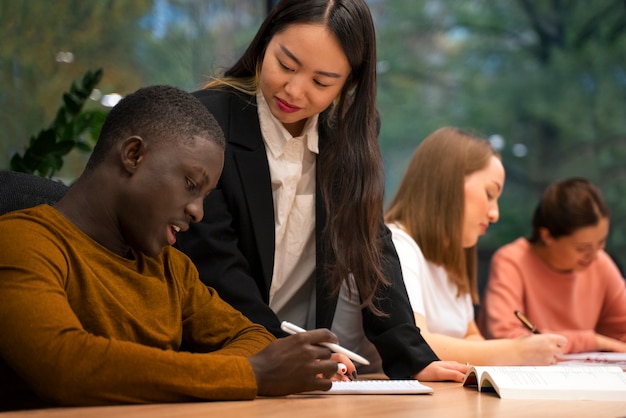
[0,85,347,411]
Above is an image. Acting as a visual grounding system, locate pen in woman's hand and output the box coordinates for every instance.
[514,310,541,334]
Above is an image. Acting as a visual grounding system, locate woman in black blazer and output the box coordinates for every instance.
[177,0,467,382]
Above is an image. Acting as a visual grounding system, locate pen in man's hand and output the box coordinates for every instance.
[280,321,371,365]
[514,310,541,334]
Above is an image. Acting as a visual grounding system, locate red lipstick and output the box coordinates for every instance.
[276,97,301,113]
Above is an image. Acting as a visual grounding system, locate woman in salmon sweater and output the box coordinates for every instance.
[479,178,626,354]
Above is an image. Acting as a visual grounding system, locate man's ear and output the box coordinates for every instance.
[120,136,145,175]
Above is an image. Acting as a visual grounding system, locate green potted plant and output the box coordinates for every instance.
[10,69,107,178]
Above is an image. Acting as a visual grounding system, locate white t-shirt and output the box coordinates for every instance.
[387,223,474,338]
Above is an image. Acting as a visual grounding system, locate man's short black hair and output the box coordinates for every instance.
[86,85,224,170]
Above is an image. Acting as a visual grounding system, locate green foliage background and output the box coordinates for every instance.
[372,0,626,264]
[1,0,625,266]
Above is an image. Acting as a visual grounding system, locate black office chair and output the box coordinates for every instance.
[0,170,69,215]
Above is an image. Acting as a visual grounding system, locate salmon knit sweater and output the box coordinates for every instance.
[0,205,274,410]
[479,238,626,353]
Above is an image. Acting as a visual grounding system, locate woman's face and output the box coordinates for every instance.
[540,217,609,272]
[462,155,505,248]
[259,23,351,137]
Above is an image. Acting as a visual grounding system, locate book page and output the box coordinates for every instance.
[482,366,623,389]
[465,366,626,401]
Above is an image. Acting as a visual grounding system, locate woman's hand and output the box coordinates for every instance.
[330,353,356,381]
[414,360,469,382]
[595,333,626,352]
[513,333,567,365]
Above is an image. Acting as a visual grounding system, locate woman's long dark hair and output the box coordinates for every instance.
[206,0,387,314]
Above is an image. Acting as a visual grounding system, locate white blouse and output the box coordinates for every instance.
[256,91,318,324]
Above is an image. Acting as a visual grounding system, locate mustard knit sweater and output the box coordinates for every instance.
[0,205,274,410]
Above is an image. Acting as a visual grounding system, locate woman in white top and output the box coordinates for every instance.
[384,127,567,366]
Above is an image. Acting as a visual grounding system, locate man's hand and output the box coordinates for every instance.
[248,328,342,396]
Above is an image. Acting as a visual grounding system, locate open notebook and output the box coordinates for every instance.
[302,380,433,395]
[558,352,626,371]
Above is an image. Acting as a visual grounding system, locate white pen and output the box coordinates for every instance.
[280,321,371,365]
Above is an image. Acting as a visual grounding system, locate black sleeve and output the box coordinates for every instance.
[176,190,285,337]
[176,89,286,337]
[362,222,440,378]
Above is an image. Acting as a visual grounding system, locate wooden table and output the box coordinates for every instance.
[2,382,625,418]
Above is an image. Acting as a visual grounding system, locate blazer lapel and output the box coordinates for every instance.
[315,165,338,329]
[227,97,276,291]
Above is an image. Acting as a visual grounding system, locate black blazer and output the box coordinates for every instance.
[177,88,438,378]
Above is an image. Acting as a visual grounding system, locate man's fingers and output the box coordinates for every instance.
[299,328,339,346]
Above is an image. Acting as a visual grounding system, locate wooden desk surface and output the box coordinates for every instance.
[2,382,625,418]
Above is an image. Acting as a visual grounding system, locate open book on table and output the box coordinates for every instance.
[462,365,626,401]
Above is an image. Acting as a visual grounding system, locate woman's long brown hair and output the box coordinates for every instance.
[385,127,500,303]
